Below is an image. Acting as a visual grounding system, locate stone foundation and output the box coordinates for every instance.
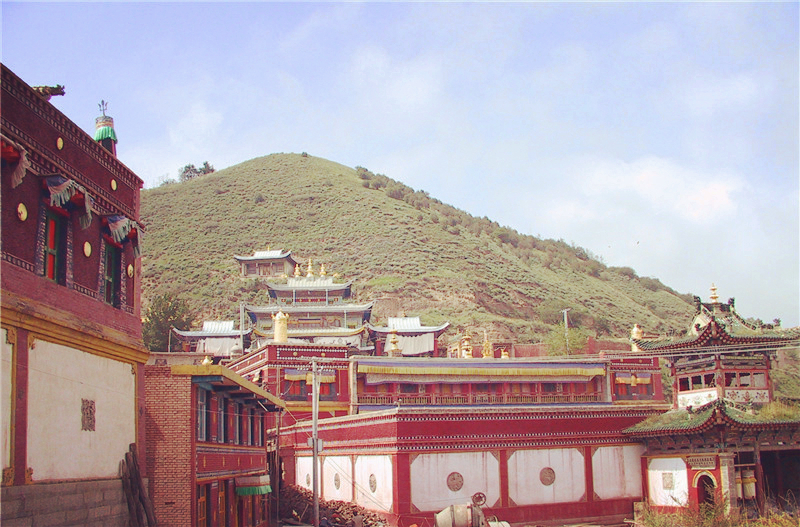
[0,478,129,527]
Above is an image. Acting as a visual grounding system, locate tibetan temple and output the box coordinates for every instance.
[224,284,799,527]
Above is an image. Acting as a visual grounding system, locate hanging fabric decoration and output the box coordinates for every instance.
[1,135,31,188]
[44,174,94,229]
[104,214,143,258]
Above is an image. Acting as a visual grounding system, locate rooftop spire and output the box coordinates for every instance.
[710,283,719,303]
[94,100,117,156]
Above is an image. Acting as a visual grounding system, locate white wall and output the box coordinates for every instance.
[295,456,319,492]
[27,340,136,480]
[354,455,393,512]
[410,452,500,512]
[2,328,12,472]
[508,448,586,505]
[323,455,353,502]
[592,445,645,499]
[647,457,689,507]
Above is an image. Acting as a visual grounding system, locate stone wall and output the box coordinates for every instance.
[0,478,129,527]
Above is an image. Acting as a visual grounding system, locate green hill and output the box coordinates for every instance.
[139,153,696,344]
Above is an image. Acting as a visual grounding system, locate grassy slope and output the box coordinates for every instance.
[140,153,695,342]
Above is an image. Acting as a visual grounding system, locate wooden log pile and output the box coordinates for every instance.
[280,484,388,527]
[120,443,157,527]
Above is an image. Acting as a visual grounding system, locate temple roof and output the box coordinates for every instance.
[266,278,353,294]
[233,249,295,262]
[367,317,450,336]
[632,318,800,353]
[252,325,367,338]
[356,357,608,379]
[624,398,800,437]
[245,302,374,315]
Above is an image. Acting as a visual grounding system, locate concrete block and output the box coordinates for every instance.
[65,507,89,523]
[57,493,85,510]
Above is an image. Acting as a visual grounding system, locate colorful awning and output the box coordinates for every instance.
[43,174,94,229]
[103,214,143,257]
[1,134,30,188]
[235,475,271,496]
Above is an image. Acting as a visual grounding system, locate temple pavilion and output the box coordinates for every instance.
[625,285,800,515]
[244,259,374,350]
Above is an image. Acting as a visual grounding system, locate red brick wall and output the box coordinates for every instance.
[145,366,193,527]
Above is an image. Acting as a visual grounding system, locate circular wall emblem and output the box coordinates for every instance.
[334,473,341,490]
[83,241,92,257]
[306,473,311,486]
[16,203,27,222]
[369,474,377,493]
[447,472,464,492]
[540,467,556,486]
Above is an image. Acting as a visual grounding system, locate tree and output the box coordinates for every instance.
[142,293,194,351]
[544,323,590,356]
[178,162,215,182]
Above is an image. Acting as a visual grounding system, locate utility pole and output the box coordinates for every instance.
[311,358,320,527]
[561,308,572,354]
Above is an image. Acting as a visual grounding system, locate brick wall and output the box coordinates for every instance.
[0,478,129,527]
[145,366,193,526]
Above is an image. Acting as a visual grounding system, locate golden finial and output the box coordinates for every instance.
[482,330,492,358]
[201,356,213,366]
[387,329,401,357]
[461,331,473,359]
[320,264,327,276]
[710,283,719,303]
[306,258,314,277]
[500,348,510,359]
[294,264,301,277]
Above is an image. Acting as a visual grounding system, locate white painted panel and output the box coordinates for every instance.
[296,456,319,492]
[354,455,393,512]
[410,452,500,512]
[27,340,135,480]
[508,448,585,505]
[647,457,688,507]
[677,389,717,408]
[323,456,353,502]
[592,445,645,499]
[2,328,12,471]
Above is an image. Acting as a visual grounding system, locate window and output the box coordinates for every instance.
[234,403,241,444]
[218,397,227,444]
[103,241,121,307]
[43,209,66,283]
[197,389,210,442]
[197,484,210,527]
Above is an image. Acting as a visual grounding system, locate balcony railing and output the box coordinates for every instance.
[356,392,602,406]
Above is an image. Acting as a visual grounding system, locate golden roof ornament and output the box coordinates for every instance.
[387,328,401,357]
[461,332,473,359]
[306,258,314,277]
[482,330,492,358]
[201,356,213,366]
[710,283,719,303]
[294,264,301,277]
[630,324,643,340]
[500,348,510,359]
[320,263,327,276]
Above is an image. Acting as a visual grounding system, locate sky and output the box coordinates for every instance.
[3,2,798,327]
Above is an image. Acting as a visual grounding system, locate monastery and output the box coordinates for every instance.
[2,62,798,527]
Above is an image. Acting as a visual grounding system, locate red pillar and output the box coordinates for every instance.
[13,329,28,486]
[584,446,594,503]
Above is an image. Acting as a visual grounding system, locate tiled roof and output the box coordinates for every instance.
[632,319,800,352]
[233,250,293,261]
[624,399,800,436]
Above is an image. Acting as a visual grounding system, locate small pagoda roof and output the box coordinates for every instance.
[234,249,295,262]
[245,302,374,315]
[252,325,367,338]
[266,278,353,295]
[367,317,450,336]
[632,318,800,354]
[624,398,800,437]
[172,320,251,339]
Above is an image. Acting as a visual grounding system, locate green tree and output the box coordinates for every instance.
[178,161,215,182]
[544,323,590,356]
[142,293,194,351]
